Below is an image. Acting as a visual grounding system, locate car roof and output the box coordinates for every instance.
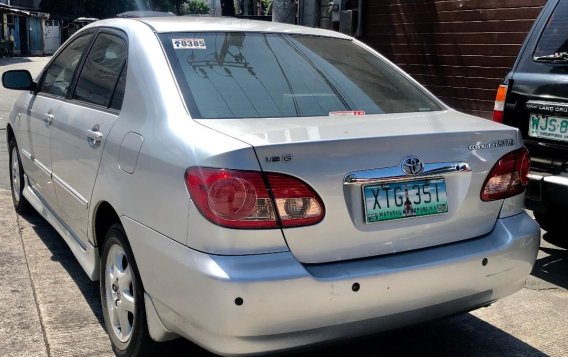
[93,16,353,40]
[116,10,176,18]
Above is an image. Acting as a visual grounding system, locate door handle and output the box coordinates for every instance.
[43,113,54,125]
[86,128,103,145]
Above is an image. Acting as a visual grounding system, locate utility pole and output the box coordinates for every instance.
[220,0,236,16]
[272,0,296,24]
[299,0,317,27]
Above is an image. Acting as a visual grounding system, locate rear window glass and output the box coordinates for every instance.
[159,32,442,119]
[534,1,568,58]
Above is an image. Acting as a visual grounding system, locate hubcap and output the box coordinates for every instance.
[11,146,20,203]
[105,244,135,343]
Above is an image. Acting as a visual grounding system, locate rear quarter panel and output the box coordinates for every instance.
[89,20,287,256]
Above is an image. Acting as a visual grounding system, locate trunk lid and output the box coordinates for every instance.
[197,110,521,263]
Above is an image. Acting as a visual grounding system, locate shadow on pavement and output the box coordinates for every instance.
[0,56,33,65]
[542,230,568,250]
[301,313,547,357]
[17,209,104,327]
[532,232,568,290]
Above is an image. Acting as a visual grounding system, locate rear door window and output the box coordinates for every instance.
[110,64,127,110]
[72,33,127,108]
[534,1,568,59]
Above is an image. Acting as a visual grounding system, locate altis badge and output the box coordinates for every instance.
[468,139,514,150]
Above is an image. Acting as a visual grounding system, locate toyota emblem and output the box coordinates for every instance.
[401,156,424,176]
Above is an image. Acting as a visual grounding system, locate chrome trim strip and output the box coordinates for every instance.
[22,174,98,280]
[23,175,87,251]
[526,100,568,109]
[544,175,568,187]
[35,159,51,177]
[22,150,88,207]
[21,148,32,160]
[527,173,544,181]
[344,162,471,185]
[527,173,568,187]
[52,173,89,207]
[26,152,53,178]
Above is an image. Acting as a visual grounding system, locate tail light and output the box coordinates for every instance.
[185,167,325,229]
[492,84,508,123]
[481,147,530,201]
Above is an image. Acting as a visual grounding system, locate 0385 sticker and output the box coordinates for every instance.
[172,39,206,49]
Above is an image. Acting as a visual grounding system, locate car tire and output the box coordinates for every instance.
[8,137,30,213]
[100,224,155,357]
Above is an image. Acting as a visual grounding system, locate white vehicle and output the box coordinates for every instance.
[2,16,540,356]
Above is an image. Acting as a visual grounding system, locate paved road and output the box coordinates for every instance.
[1,58,567,357]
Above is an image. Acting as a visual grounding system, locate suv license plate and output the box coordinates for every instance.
[528,113,568,143]
[363,178,448,223]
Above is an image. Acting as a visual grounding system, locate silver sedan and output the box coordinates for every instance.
[2,16,540,356]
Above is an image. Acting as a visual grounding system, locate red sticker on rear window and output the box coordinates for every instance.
[329,110,366,116]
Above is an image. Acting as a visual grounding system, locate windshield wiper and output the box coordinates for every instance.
[534,51,568,62]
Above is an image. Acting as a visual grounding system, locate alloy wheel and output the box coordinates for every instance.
[11,145,20,203]
[105,244,136,343]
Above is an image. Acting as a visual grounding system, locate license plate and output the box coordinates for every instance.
[528,113,568,143]
[363,178,448,223]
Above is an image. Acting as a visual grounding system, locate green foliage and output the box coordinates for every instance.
[181,0,210,14]
[261,0,272,14]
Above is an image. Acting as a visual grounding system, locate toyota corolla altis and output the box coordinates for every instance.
[2,16,540,356]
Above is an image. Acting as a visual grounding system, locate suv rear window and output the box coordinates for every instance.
[534,1,568,58]
[160,32,442,119]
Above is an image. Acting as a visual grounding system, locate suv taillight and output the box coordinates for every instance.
[481,147,530,201]
[185,167,325,229]
[492,84,508,123]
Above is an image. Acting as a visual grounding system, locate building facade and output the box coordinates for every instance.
[359,0,547,118]
[286,0,547,119]
[1,1,59,56]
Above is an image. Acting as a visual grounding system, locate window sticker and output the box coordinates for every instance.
[329,110,366,116]
[172,39,206,49]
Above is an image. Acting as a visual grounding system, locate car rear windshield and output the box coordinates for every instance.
[159,32,442,119]
[534,1,568,58]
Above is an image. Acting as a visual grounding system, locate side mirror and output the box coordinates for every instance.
[2,70,36,91]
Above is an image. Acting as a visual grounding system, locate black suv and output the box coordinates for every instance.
[494,0,568,234]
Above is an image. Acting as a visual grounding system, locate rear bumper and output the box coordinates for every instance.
[123,212,540,356]
[525,171,568,211]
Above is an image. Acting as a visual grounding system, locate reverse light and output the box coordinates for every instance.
[481,147,530,201]
[492,84,508,123]
[266,173,324,228]
[185,168,324,229]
